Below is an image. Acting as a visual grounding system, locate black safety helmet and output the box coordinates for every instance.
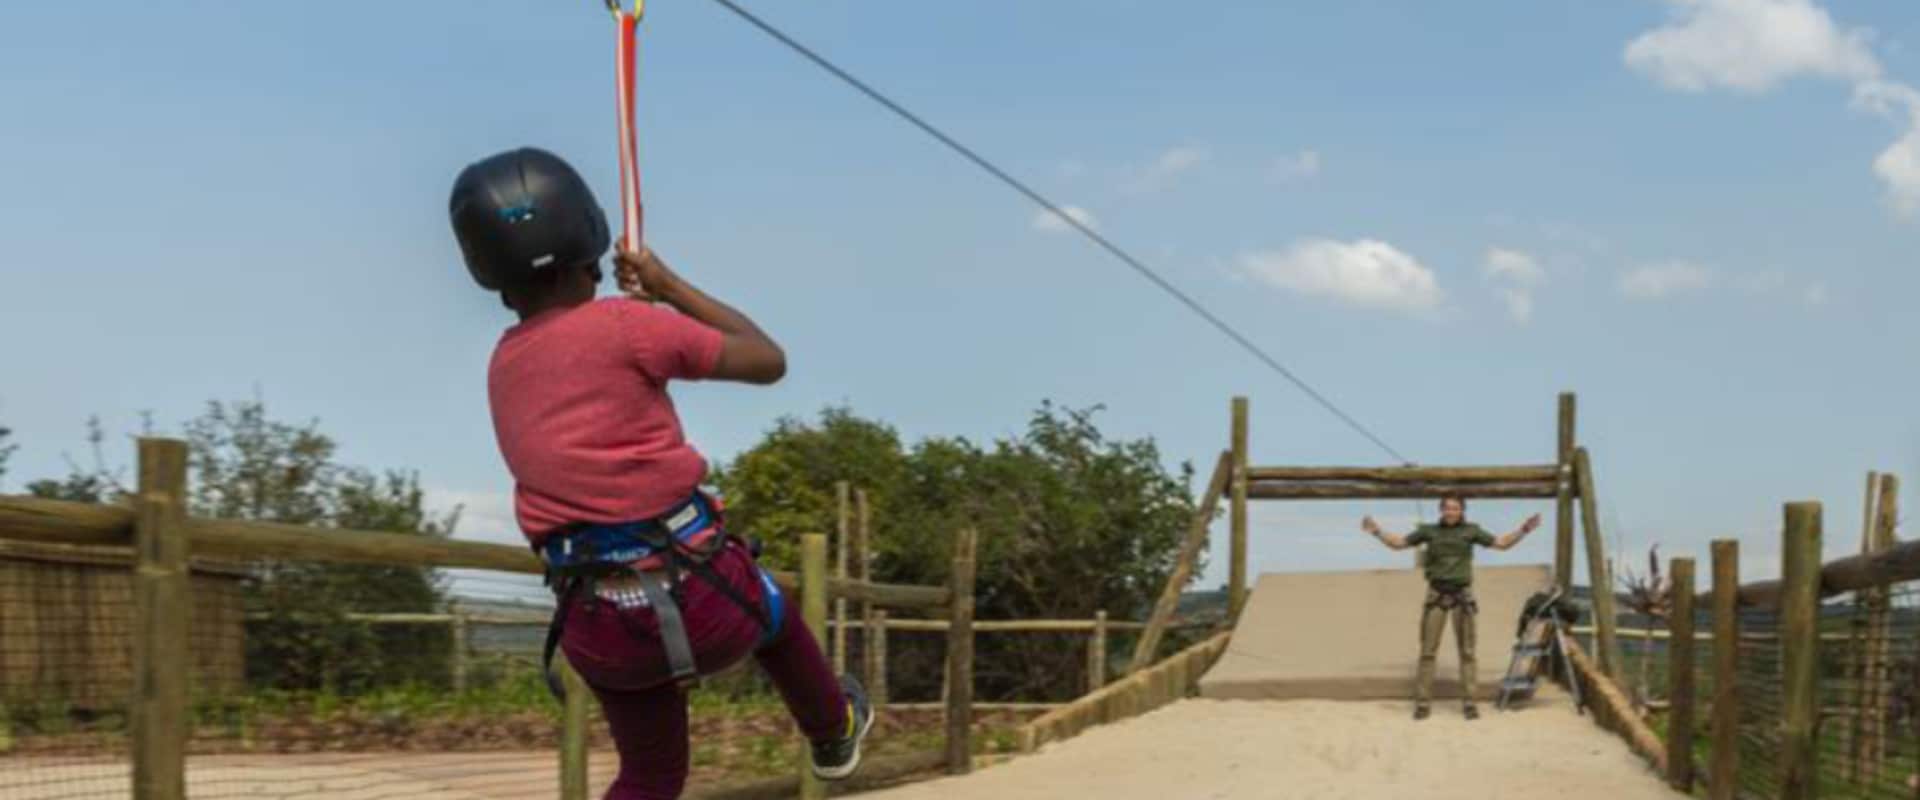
[449,147,610,291]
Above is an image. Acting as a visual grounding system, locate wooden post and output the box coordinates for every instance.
[450,613,470,693]
[1087,611,1108,694]
[1229,397,1249,619]
[1555,392,1576,592]
[1709,540,1738,800]
[800,533,829,800]
[559,658,590,800]
[870,610,889,707]
[1779,502,1822,800]
[1868,474,1899,781]
[1574,447,1625,685]
[855,488,874,693]
[945,528,978,775]
[1847,472,1879,784]
[834,482,851,675]
[1667,557,1696,792]
[132,438,190,800]
[1129,450,1232,673]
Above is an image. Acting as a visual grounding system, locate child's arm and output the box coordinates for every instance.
[616,246,786,385]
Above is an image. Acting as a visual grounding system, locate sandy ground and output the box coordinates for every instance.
[865,697,1684,800]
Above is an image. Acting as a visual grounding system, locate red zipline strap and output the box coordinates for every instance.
[611,2,644,248]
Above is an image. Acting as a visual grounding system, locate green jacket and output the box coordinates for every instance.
[1407,522,1495,589]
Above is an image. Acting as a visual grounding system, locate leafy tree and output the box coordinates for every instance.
[717,402,1198,700]
[28,401,460,691]
[24,417,126,503]
[711,407,910,568]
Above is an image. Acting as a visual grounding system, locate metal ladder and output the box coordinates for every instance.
[1496,587,1584,712]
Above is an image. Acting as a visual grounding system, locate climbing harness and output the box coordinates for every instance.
[1424,584,1478,615]
[607,0,645,249]
[536,491,785,700]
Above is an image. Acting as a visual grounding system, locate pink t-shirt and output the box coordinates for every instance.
[487,297,725,544]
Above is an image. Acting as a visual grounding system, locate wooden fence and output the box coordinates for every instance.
[0,438,975,800]
[1638,473,1908,799]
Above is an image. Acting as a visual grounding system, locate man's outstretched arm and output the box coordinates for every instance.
[1362,516,1415,550]
[1492,513,1545,551]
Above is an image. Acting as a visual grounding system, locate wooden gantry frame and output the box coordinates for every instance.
[1131,392,1628,686]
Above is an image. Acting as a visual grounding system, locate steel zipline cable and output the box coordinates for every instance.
[700,0,1416,467]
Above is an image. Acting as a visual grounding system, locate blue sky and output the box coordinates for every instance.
[3,1,1916,603]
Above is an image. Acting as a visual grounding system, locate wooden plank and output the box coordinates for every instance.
[1575,448,1625,685]
[1709,549,1737,800]
[1667,557,1696,792]
[0,496,137,548]
[1244,464,1560,482]
[1245,479,1559,500]
[1868,474,1898,779]
[944,528,978,775]
[1779,502,1822,800]
[1555,392,1576,591]
[834,482,850,675]
[1020,631,1230,753]
[1130,450,1232,673]
[451,615,469,694]
[189,516,541,572]
[870,609,889,706]
[855,487,874,698]
[1229,397,1249,619]
[799,534,829,800]
[131,439,189,800]
[558,657,589,800]
[1087,610,1108,693]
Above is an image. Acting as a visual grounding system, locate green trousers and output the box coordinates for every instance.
[1415,586,1478,707]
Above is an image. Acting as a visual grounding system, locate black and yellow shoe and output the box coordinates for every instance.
[810,674,877,781]
[1463,704,1480,721]
[1412,704,1431,721]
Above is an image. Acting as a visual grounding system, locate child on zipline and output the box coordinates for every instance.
[450,146,875,800]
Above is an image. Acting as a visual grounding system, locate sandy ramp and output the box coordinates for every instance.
[1201,565,1553,701]
[865,697,1681,800]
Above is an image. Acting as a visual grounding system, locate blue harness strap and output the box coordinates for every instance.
[754,566,786,648]
[537,492,784,700]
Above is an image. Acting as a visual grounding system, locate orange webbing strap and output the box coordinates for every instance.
[608,0,645,248]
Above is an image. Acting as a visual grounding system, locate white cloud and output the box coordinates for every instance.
[1739,268,1790,293]
[1124,145,1210,193]
[1804,281,1830,305]
[1495,287,1535,324]
[1152,145,1209,177]
[1483,247,1545,285]
[1239,238,1443,313]
[1482,248,1544,324]
[1620,261,1716,299]
[1272,149,1322,182]
[1623,0,1881,93]
[1626,2,1920,218]
[1032,205,1098,233]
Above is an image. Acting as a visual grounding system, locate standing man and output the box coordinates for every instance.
[1362,495,1541,720]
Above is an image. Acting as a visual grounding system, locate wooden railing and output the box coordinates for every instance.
[1017,631,1230,753]
[0,438,972,800]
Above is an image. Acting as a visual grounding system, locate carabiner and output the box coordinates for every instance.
[604,0,644,21]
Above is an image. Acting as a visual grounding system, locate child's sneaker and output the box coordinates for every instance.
[810,674,877,781]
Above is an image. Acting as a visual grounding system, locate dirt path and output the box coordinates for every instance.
[865,698,1685,800]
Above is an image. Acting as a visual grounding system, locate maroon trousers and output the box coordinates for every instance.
[559,540,848,800]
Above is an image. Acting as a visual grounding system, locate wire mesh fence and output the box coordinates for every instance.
[1,541,142,800]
